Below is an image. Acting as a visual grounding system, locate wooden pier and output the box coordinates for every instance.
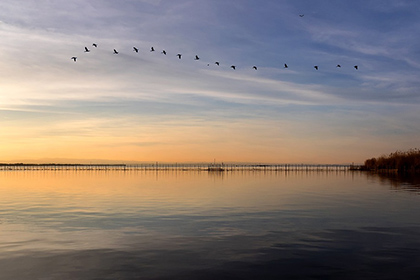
[0,163,361,172]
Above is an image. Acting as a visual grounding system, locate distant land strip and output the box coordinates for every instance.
[0,163,360,172]
[362,148,420,174]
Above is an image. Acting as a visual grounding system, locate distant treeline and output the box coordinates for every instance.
[362,149,420,173]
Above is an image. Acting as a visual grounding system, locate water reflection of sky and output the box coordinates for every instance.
[1,171,420,279]
[368,172,420,194]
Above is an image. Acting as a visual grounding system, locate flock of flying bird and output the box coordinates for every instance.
[71,43,359,72]
[70,15,359,72]
[71,44,263,71]
[71,44,359,72]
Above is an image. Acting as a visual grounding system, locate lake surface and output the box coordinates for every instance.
[1,170,419,279]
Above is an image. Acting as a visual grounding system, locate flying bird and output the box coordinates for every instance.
[177,53,182,59]
[284,63,288,68]
[71,57,77,62]
[314,65,319,70]
[336,64,341,68]
[195,55,199,60]
[113,49,119,54]
[354,65,358,70]
[215,62,220,66]
[133,47,139,53]
[84,47,90,52]
[150,47,155,52]
[299,14,304,17]
[231,65,236,70]
[161,50,167,55]
[92,43,97,47]
[253,66,257,70]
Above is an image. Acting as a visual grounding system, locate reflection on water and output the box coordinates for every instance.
[367,172,420,194]
[0,171,420,279]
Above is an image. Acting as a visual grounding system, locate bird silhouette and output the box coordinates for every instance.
[215,62,220,66]
[161,50,167,55]
[113,49,119,54]
[253,66,257,70]
[231,65,236,70]
[195,55,199,60]
[314,65,319,70]
[354,65,358,70]
[92,43,97,47]
[133,47,139,53]
[284,63,288,68]
[336,64,341,68]
[84,47,90,52]
[177,53,182,59]
[150,47,155,52]
[299,14,304,17]
[71,57,77,62]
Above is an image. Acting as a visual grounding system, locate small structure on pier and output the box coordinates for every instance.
[208,163,224,172]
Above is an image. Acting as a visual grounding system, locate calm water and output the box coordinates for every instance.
[1,171,419,279]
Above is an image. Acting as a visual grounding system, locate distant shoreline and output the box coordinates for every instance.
[362,148,420,174]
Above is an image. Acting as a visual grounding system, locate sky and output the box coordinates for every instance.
[1,0,420,164]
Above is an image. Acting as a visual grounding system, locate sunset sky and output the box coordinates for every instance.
[1,0,419,164]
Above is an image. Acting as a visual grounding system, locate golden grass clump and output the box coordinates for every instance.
[363,148,420,173]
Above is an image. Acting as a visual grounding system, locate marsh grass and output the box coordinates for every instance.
[363,148,420,173]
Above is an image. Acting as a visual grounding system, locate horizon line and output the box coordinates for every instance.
[0,162,361,166]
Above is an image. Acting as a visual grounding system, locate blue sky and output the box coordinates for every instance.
[0,0,419,164]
